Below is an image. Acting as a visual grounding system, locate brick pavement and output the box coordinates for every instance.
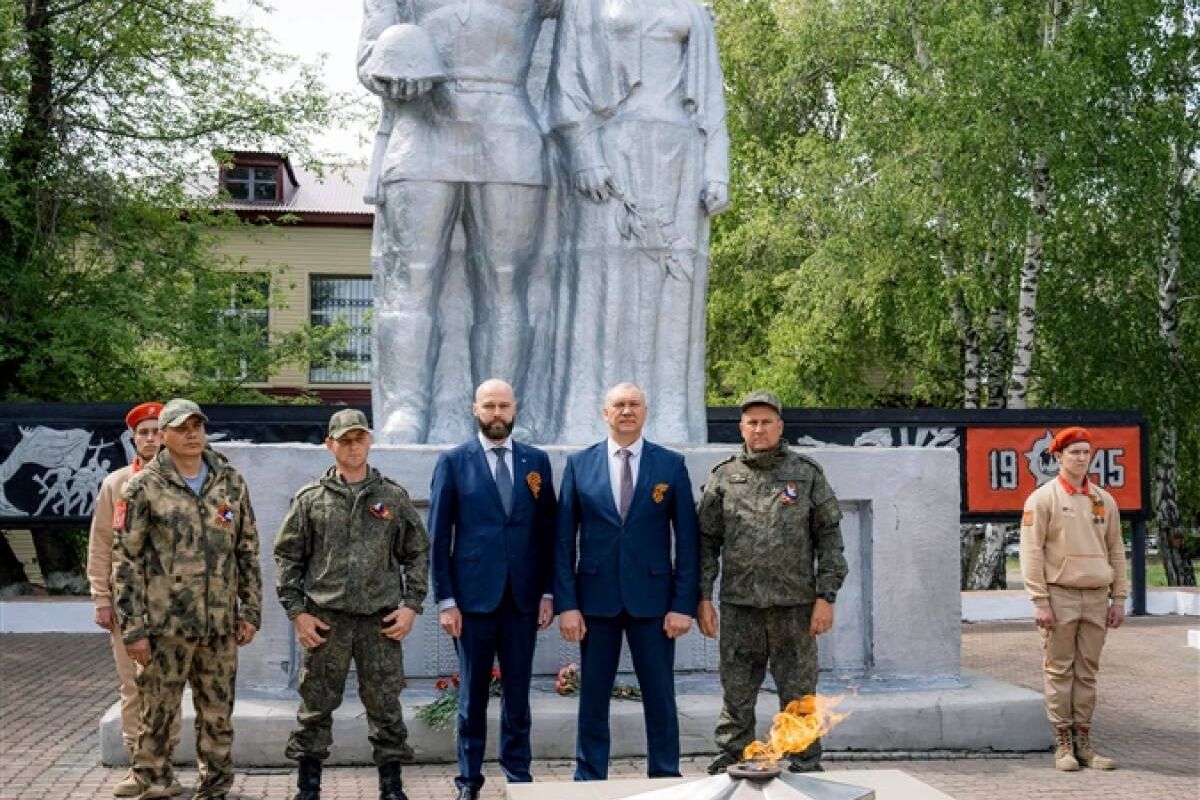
[1,618,1197,800]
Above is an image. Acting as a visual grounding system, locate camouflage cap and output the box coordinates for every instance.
[740,390,783,416]
[159,398,208,429]
[328,408,371,440]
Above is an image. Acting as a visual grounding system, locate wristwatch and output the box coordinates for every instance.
[817,591,837,604]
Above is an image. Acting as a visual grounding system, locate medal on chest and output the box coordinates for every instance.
[370,501,393,520]
[780,482,799,505]
[214,503,235,526]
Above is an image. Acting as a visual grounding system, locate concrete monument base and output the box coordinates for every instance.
[504,770,957,800]
[99,669,1049,766]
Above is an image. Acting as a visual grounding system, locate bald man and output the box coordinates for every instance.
[428,379,558,800]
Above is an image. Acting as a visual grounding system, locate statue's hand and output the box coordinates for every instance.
[702,181,729,215]
[371,77,435,102]
[574,166,618,203]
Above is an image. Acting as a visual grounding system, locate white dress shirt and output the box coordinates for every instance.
[607,436,644,513]
[479,432,513,478]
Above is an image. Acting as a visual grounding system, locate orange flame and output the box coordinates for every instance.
[742,694,850,765]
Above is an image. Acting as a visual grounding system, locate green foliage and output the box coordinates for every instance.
[707,0,1199,542]
[0,0,358,404]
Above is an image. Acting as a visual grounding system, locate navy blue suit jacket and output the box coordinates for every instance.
[430,439,557,615]
[554,440,699,618]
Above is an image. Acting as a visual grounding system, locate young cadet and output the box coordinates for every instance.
[1020,426,1126,772]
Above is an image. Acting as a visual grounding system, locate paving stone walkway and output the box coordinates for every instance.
[1,617,1196,799]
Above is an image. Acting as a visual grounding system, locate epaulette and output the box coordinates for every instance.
[787,450,828,475]
[121,469,151,499]
[293,481,325,501]
[709,454,738,474]
[379,474,412,496]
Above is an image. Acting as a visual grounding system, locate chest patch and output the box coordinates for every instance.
[728,473,748,484]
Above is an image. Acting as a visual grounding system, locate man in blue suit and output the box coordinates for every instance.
[429,379,558,800]
[555,382,700,781]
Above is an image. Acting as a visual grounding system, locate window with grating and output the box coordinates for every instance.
[310,276,372,383]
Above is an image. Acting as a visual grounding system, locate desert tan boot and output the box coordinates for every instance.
[1054,726,1079,771]
[111,770,173,799]
[1074,725,1117,769]
[112,770,145,797]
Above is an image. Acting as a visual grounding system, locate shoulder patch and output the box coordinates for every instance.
[1021,510,1033,526]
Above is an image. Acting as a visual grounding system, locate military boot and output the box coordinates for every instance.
[1073,725,1117,770]
[162,767,183,797]
[1053,726,1079,771]
[113,770,174,799]
[293,756,322,800]
[111,770,145,798]
[706,751,739,775]
[378,761,408,800]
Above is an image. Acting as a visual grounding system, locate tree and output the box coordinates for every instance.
[0,0,353,404]
[707,0,1198,584]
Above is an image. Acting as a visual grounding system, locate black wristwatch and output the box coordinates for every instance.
[817,591,837,604]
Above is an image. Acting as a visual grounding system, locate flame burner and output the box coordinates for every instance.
[612,769,876,800]
[727,762,782,781]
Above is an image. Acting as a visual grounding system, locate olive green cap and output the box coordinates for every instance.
[328,408,371,440]
[739,390,783,416]
[159,398,208,429]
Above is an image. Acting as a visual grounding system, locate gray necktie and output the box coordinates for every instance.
[618,448,633,520]
[493,447,513,517]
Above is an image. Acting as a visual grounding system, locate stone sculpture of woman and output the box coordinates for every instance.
[548,0,729,443]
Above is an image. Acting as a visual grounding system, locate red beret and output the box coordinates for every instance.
[125,401,163,430]
[1050,426,1092,454]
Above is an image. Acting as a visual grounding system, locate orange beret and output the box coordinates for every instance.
[125,401,163,430]
[1050,426,1092,454]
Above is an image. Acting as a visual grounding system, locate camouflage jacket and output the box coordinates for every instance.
[113,448,263,644]
[274,466,429,619]
[698,443,847,608]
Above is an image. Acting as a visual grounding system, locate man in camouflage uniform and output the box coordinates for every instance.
[112,398,263,800]
[87,401,183,796]
[275,409,429,800]
[697,390,847,775]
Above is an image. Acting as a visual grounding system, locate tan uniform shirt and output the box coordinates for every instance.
[86,462,139,609]
[1020,476,1128,608]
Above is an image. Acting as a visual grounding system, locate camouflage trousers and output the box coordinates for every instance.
[714,603,821,767]
[110,625,182,753]
[132,633,238,798]
[285,608,413,766]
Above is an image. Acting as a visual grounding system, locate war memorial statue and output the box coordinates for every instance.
[360,0,729,444]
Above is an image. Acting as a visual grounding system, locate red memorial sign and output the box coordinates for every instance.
[964,426,1144,515]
